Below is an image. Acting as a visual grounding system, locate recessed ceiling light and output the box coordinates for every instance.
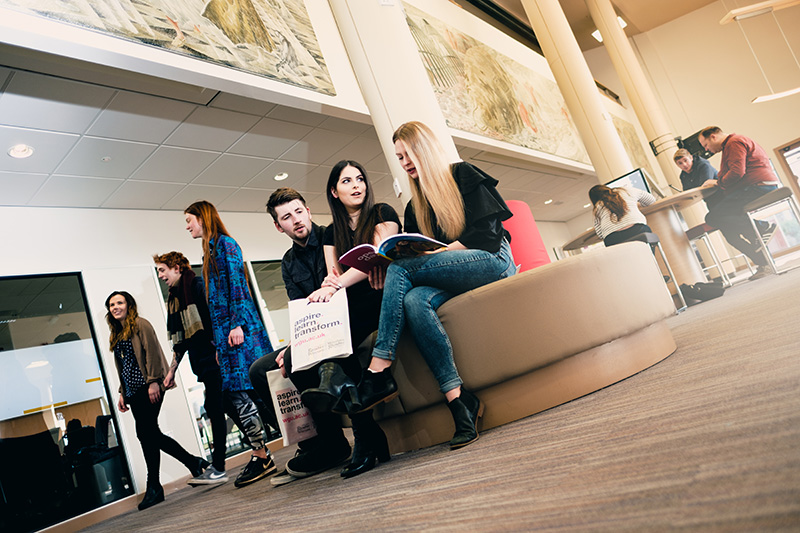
[584,203,592,208]
[101,156,112,162]
[274,172,289,181]
[8,144,34,159]
[544,199,553,205]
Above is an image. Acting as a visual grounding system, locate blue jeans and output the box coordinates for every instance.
[372,239,515,393]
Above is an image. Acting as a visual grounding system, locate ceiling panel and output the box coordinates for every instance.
[102,180,185,209]
[0,71,114,134]
[209,93,277,116]
[282,128,357,165]
[130,146,219,183]
[247,160,317,190]
[318,116,373,136]
[0,171,49,205]
[217,187,277,212]
[193,154,274,187]
[87,91,196,144]
[282,165,332,195]
[267,105,328,127]
[55,137,157,179]
[164,107,260,151]
[30,175,123,207]
[323,136,384,168]
[160,184,238,211]
[0,126,80,174]
[228,117,313,159]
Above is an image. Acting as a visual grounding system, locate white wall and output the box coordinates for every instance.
[584,2,800,185]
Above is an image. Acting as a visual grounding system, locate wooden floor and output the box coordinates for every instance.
[79,268,800,532]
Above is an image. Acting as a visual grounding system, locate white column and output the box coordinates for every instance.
[328,0,458,202]
[585,0,682,192]
[519,0,632,183]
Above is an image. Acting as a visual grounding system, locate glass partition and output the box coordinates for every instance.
[0,273,133,533]
[250,260,290,348]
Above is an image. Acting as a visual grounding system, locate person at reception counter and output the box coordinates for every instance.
[589,184,657,247]
[697,126,778,280]
[104,291,209,511]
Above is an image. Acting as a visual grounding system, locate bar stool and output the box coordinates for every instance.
[621,232,687,312]
[744,187,800,274]
[685,222,754,286]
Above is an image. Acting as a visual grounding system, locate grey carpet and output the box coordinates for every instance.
[81,268,800,532]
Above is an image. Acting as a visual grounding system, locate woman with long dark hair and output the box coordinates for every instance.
[589,184,656,247]
[183,200,276,488]
[294,160,401,478]
[105,291,208,510]
[355,121,516,450]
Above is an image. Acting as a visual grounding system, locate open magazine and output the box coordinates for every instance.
[338,233,447,273]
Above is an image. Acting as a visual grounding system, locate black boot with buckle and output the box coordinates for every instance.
[446,389,484,449]
[300,362,360,413]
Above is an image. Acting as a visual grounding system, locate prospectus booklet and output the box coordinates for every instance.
[338,233,447,273]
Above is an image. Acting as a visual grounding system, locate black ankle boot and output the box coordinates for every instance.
[301,362,360,413]
[138,483,165,511]
[341,412,391,479]
[446,389,484,449]
[188,455,211,478]
[353,367,398,414]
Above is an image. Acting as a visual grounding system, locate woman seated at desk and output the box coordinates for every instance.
[589,184,657,247]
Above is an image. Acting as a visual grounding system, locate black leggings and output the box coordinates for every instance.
[128,386,196,487]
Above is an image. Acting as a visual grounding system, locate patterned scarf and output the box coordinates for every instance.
[166,269,204,347]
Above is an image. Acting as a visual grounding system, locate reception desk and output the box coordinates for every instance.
[563,187,718,286]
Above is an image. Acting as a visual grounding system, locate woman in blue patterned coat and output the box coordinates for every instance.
[184,200,276,487]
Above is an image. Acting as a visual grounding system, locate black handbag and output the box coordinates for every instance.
[680,281,725,302]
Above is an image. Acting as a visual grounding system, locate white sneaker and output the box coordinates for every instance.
[188,465,228,486]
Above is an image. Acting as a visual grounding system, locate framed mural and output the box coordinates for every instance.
[611,114,656,180]
[403,2,589,165]
[0,0,335,95]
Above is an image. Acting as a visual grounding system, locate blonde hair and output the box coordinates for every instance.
[673,148,691,161]
[392,122,465,241]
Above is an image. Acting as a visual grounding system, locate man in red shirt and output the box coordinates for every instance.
[698,126,779,280]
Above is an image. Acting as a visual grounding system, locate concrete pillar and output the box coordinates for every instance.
[328,0,458,203]
[585,0,683,193]
[519,0,632,184]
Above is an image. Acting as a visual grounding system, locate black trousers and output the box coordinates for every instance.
[128,386,196,487]
[705,185,776,267]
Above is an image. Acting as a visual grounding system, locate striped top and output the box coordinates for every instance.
[593,187,656,240]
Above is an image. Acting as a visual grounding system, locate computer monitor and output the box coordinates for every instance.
[605,168,651,194]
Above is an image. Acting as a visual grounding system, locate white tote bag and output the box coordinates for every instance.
[288,289,352,372]
[266,369,317,446]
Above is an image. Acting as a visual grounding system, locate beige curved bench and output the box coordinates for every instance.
[373,242,677,453]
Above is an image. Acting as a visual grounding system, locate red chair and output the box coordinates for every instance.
[504,200,551,272]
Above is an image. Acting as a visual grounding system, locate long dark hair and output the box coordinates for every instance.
[184,200,232,295]
[589,185,627,222]
[105,291,139,351]
[326,160,384,258]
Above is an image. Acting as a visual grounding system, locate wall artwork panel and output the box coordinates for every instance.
[611,114,656,180]
[403,2,589,165]
[1,0,335,95]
